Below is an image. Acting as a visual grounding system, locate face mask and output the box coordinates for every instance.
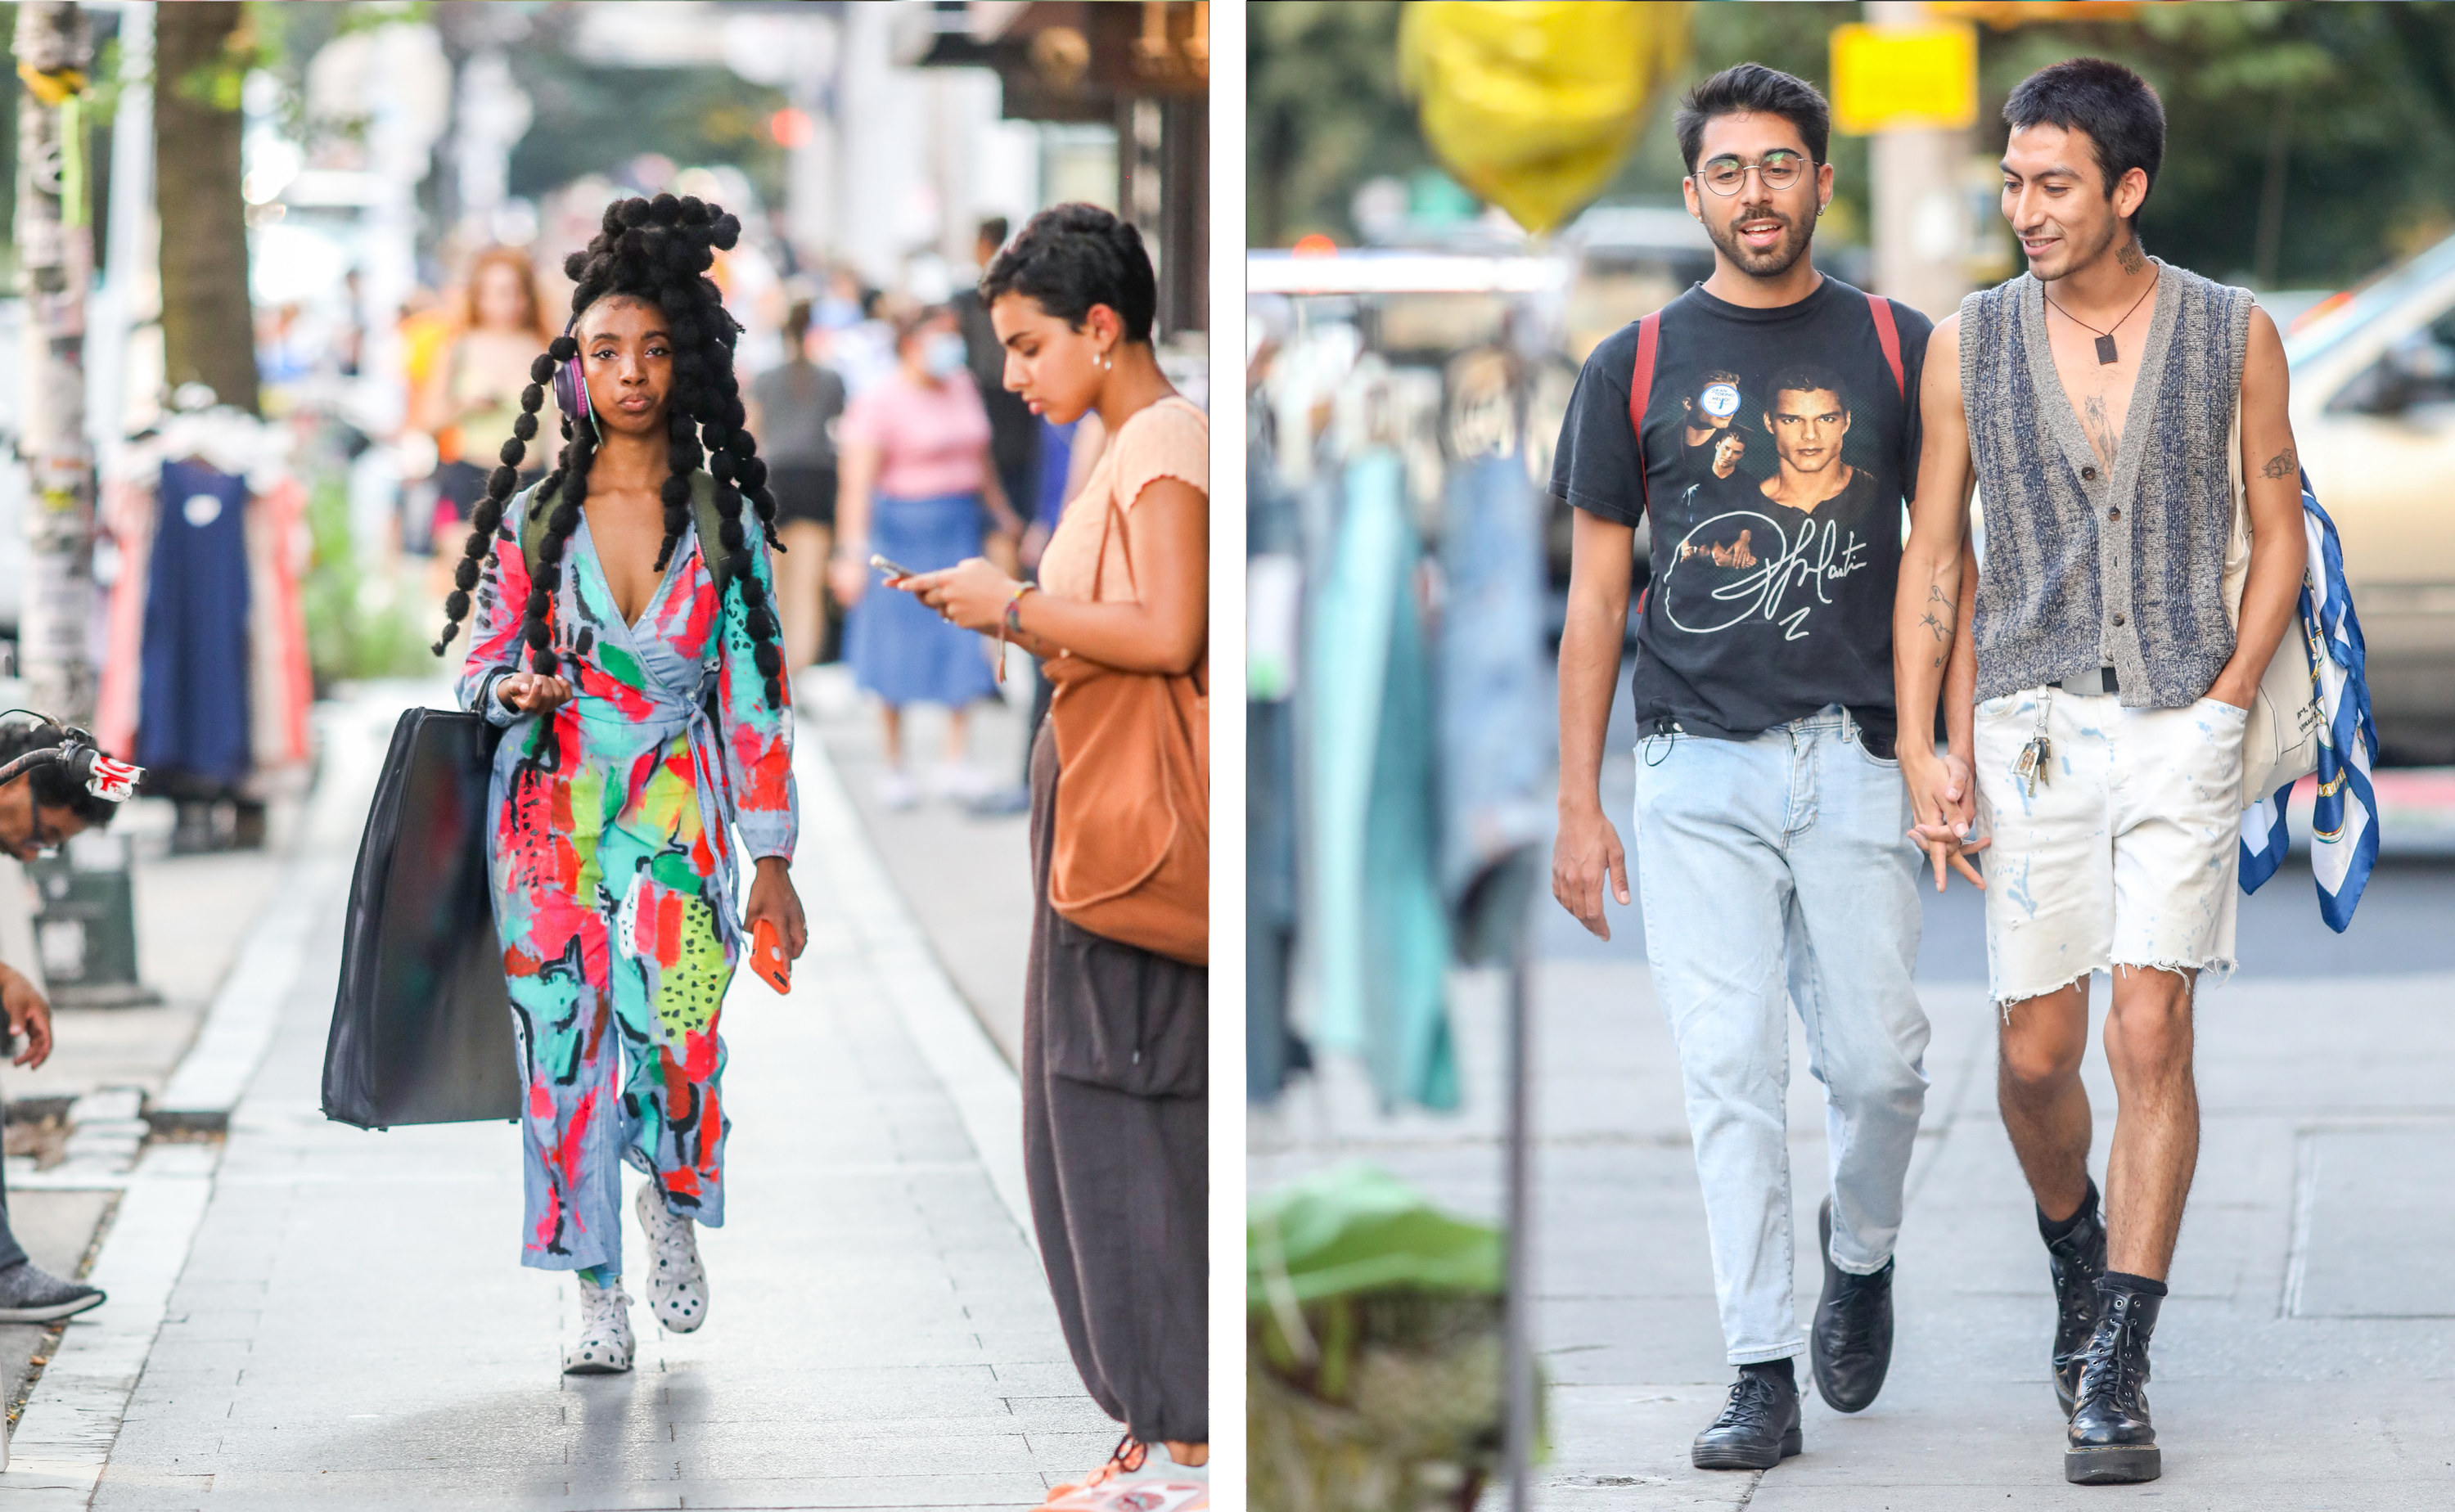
[922,331,968,379]
[817,296,859,330]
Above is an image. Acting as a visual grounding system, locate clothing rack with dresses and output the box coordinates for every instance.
[1246,249,1565,1511]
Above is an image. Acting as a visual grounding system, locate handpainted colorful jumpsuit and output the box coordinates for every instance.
[457,488,795,1273]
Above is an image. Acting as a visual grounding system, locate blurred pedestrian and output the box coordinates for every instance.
[904,203,1209,1495]
[829,305,1024,808]
[746,299,849,673]
[415,247,557,595]
[954,216,1043,546]
[435,196,805,1378]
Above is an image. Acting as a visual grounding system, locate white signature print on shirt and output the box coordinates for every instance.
[1662,508,1870,640]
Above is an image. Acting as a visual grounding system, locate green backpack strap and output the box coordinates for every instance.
[516,479,553,584]
[689,470,736,602]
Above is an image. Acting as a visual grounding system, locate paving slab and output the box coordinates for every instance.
[3,686,1115,1510]
[1253,941,2455,1509]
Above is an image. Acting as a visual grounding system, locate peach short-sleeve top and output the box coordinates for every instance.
[1036,395,1208,605]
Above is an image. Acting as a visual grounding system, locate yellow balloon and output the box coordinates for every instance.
[1399,1,1692,235]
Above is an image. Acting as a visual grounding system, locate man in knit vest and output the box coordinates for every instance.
[1893,59,2306,1486]
[1553,65,1942,1474]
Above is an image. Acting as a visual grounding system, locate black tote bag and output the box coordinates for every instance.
[322,707,522,1128]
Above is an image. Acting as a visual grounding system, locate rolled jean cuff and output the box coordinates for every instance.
[1828,1248,1893,1278]
[1728,1339,1805,1366]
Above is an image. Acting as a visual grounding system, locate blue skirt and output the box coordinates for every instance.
[846,490,1002,709]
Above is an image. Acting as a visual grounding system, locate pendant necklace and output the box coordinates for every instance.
[2044,272,2157,365]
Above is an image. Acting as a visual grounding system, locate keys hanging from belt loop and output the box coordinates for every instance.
[2015,689,2055,798]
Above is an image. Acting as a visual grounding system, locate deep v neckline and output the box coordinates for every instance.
[579,513,691,636]
[2019,262,2182,505]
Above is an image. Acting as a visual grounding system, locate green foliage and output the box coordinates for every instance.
[1248,1,1430,247]
[300,461,430,687]
[1246,1,2455,290]
[507,51,789,211]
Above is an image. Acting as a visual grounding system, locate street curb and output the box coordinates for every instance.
[144,857,339,1135]
[790,718,1034,1240]
[146,694,394,1134]
[0,1143,214,1495]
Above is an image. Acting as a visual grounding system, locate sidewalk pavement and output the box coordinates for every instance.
[4,793,306,1435]
[1253,731,2455,1512]
[2,682,1120,1510]
[799,664,1036,1068]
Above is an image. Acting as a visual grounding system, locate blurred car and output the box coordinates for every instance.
[2287,232,2455,763]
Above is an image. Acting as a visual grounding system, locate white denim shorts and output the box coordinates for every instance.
[1973,686,2245,1007]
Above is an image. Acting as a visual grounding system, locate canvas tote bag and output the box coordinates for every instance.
[2219,390,2324,806]
[1043,475,1209,967]
[324,706,522,1127]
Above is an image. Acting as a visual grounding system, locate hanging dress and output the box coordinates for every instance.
[456,477,796,1273]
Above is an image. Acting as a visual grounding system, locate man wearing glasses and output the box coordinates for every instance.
[0,721,122,1324]
[1551,63,1952,1472]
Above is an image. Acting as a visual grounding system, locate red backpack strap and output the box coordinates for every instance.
[1866,291,1905,400]
[1628,309,1661,512]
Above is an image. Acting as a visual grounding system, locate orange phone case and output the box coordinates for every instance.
[750,916,791,993]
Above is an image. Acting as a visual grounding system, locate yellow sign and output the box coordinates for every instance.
[1831,23,1978,135]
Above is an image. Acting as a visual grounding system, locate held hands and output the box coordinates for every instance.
[496,672,574,716]
[1903,749,1989,892]
[902,557,1021,634]
[1552,803,1631,942]
[744,857,807,961]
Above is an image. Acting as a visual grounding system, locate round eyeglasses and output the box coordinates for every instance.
[1695,151,1811,196]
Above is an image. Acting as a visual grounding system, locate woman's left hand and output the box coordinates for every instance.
[745,857,807,960]
[902,556,1020,635]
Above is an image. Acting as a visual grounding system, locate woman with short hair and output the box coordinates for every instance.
[905,202,1209,1492]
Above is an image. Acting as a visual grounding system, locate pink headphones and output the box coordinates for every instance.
[552,322,594,436]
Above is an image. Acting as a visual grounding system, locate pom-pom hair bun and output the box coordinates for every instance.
[430,194,790,714]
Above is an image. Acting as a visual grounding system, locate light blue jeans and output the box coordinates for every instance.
[1632,706,1931,1364]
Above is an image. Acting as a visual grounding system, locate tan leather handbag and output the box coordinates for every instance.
[1043,484,1209,966]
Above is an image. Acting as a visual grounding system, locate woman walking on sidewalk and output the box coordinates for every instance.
[432,195,806,1376]
[906,204,1209,1494]
[829,306,1024,808]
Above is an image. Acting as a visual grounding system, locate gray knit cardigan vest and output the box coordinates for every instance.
[1960,260,2254,708]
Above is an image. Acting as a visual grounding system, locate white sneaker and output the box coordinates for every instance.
[635,1182,709,1334]
[926,760,992,803]
[565,1276,635,1375]
[876,767,919,810]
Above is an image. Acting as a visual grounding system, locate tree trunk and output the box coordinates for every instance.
[154,0,258,416]
[14,2,97,726]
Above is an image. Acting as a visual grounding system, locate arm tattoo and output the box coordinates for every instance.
[2259,445,2297,480]
[1919,584,1955,667]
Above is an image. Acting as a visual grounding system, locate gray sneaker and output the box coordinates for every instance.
[0,1259,105,1323]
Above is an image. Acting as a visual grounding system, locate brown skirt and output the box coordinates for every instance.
[1023,722,1209,1445]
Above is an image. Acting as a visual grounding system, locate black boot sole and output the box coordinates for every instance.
[1692,1425,1802,1471]
[2065,1443,2160,1484]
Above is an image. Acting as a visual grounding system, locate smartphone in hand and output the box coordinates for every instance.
[869,554,915,583]
[750,916,791,994]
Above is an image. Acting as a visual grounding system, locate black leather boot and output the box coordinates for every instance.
[1691,1366,1802,1471]
[2065,1284,2162,1484]
[2043,1190,2109,1416]
[1810,1196,1894,1413]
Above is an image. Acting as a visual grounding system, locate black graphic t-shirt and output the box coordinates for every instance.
[1552,276,1931,754]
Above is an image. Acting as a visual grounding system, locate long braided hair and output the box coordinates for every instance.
[431,194,786,709]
